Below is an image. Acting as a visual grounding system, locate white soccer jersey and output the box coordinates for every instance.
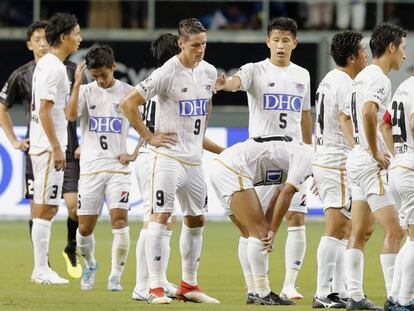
[314,69,353,168]
[78,80,134,174]
[29,53,69,155]
[236,59,311,140]
[351,64,391,153]
[217,135,313,189]
[387,76,414,165]
[135,56,217,164]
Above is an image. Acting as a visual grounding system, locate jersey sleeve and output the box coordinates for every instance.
[363,77,390,107]
[235,63,254,91]
[338,84,352,116]
[38,66,62,103]
[302,71,311,111]
[77,85,87,117]
[134,66,171,101]
[0,70,21,108]
[286,144,313,190]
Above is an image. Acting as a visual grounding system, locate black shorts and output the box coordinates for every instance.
[63,159,80,194]
[24,155,79,199]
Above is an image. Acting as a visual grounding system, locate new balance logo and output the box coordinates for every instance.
[89,105,96,109]
[179,99,209,116]
[89,116,122,133]
[119,191,129,203]
[181,87,188,93]
[263,93,303,112]
[154,256,161,261]
[267,82,275,87]
[294,260,301,266]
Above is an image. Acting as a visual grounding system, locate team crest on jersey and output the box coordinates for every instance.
[265,170,283,185]
[179,98,209,116]
[295,83,305,93]
[263,93,302,112]
[112,103,122,115]
[119,191,129,203]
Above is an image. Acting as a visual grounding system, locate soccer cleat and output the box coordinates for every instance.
[176,280,220,304]
[80,262,98,291]
[107,275,122,291]
[132,288,149,301]
[147,287,172,304]
[164,282,178,298]
[255,291,296,305]
[246,293,256,304]
[281,287,304,300]
[31,268,69,285]
[346,297,384,310]
[396,300,414,311]
[62,248,82,279]
[384,297,395,311]
[313,293,347,308]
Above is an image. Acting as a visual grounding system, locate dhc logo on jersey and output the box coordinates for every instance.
[89,116,122,133]
[179,99,209,116]
[263,93,303,112]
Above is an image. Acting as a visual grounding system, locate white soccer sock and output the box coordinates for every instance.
[316,236,341,298]
[380,253,397,298]
[238,236,255,293]
[110,226,130,278]
[399,241,414,306]
[145,222,166,289]
[345,248,364,301]
[391,239,409,302]
[180,224,203,286]
[32,218,52,272]
[283,225,306,289]
[332,239,348,298]
[76,229,96,268]
[135,229,148,293]
[161,229,172,286]
[247,237,270,298]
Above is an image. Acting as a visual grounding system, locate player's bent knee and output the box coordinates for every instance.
[78,223,94,236]
[285,211,305,226]
[184,215,205,228]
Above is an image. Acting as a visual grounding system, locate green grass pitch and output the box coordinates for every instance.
[0,220,386,310]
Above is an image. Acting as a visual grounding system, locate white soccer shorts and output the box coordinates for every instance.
[78,172,131,216]
[31,152,64,206]
[150,153,207,217]
[313,165,351,219]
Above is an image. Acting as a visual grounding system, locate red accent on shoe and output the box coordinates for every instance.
[177,280,201,295]
[149,287,165,297]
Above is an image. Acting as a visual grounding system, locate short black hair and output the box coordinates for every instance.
[46,13,78,47]
[369,23,407,58]
[151,33,180,67]
[330,30,363,67]
[85,44,115,69]
[26,20,48,42]
[267,17,297,37]
[178,18,206,40]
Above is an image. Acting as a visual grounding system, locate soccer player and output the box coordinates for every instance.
[215,17,312,300]
[345,22,406,310]
[0,20,83,280]
[65,45,133,291]
[29,13,81,285]
[312,30,368,308]
[383,65,414,310]
[121,18,219,304]
[209,135,312,305]
[132,33,225,302]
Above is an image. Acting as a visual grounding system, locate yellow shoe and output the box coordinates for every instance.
[62,249,82,279]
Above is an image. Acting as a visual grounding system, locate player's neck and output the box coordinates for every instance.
[178,54,199,69]
[50,47,69,62]
[338,66,357,80]
[269,57,290,68]
[372,57,392,75]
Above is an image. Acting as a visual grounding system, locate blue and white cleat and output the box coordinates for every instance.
[80,262,98,291]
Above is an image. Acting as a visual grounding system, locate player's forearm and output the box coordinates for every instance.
[39,106,61,150]
[203,137,224,154]
[380,120,394,155]
[65,82,81,122]
[121,101,152,142]
[0,105,19,144]
[269,186,296,233]
[223,76,241,92]
[363,103,379,154]
[338,112,355,148]
[301,110,313,144]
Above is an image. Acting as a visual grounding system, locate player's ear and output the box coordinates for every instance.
[388,42,396,54]
[112,62,116,71]
[27,41,33,51]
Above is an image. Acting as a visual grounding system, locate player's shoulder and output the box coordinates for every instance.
[288,62,310,76]
[321,69,352,89]
[63,59,77,72]
[393,76,414,99]
[4,60,35,84]
[116,79,134,92]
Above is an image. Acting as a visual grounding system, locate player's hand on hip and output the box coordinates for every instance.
[116,153,136,165]
[52,147,66,171]
[261,230,275,252]
[147,131,177,148]
[214,73,227,93]
[373,150,390,169]
[13,138,30,152]
[75,61,87,84]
